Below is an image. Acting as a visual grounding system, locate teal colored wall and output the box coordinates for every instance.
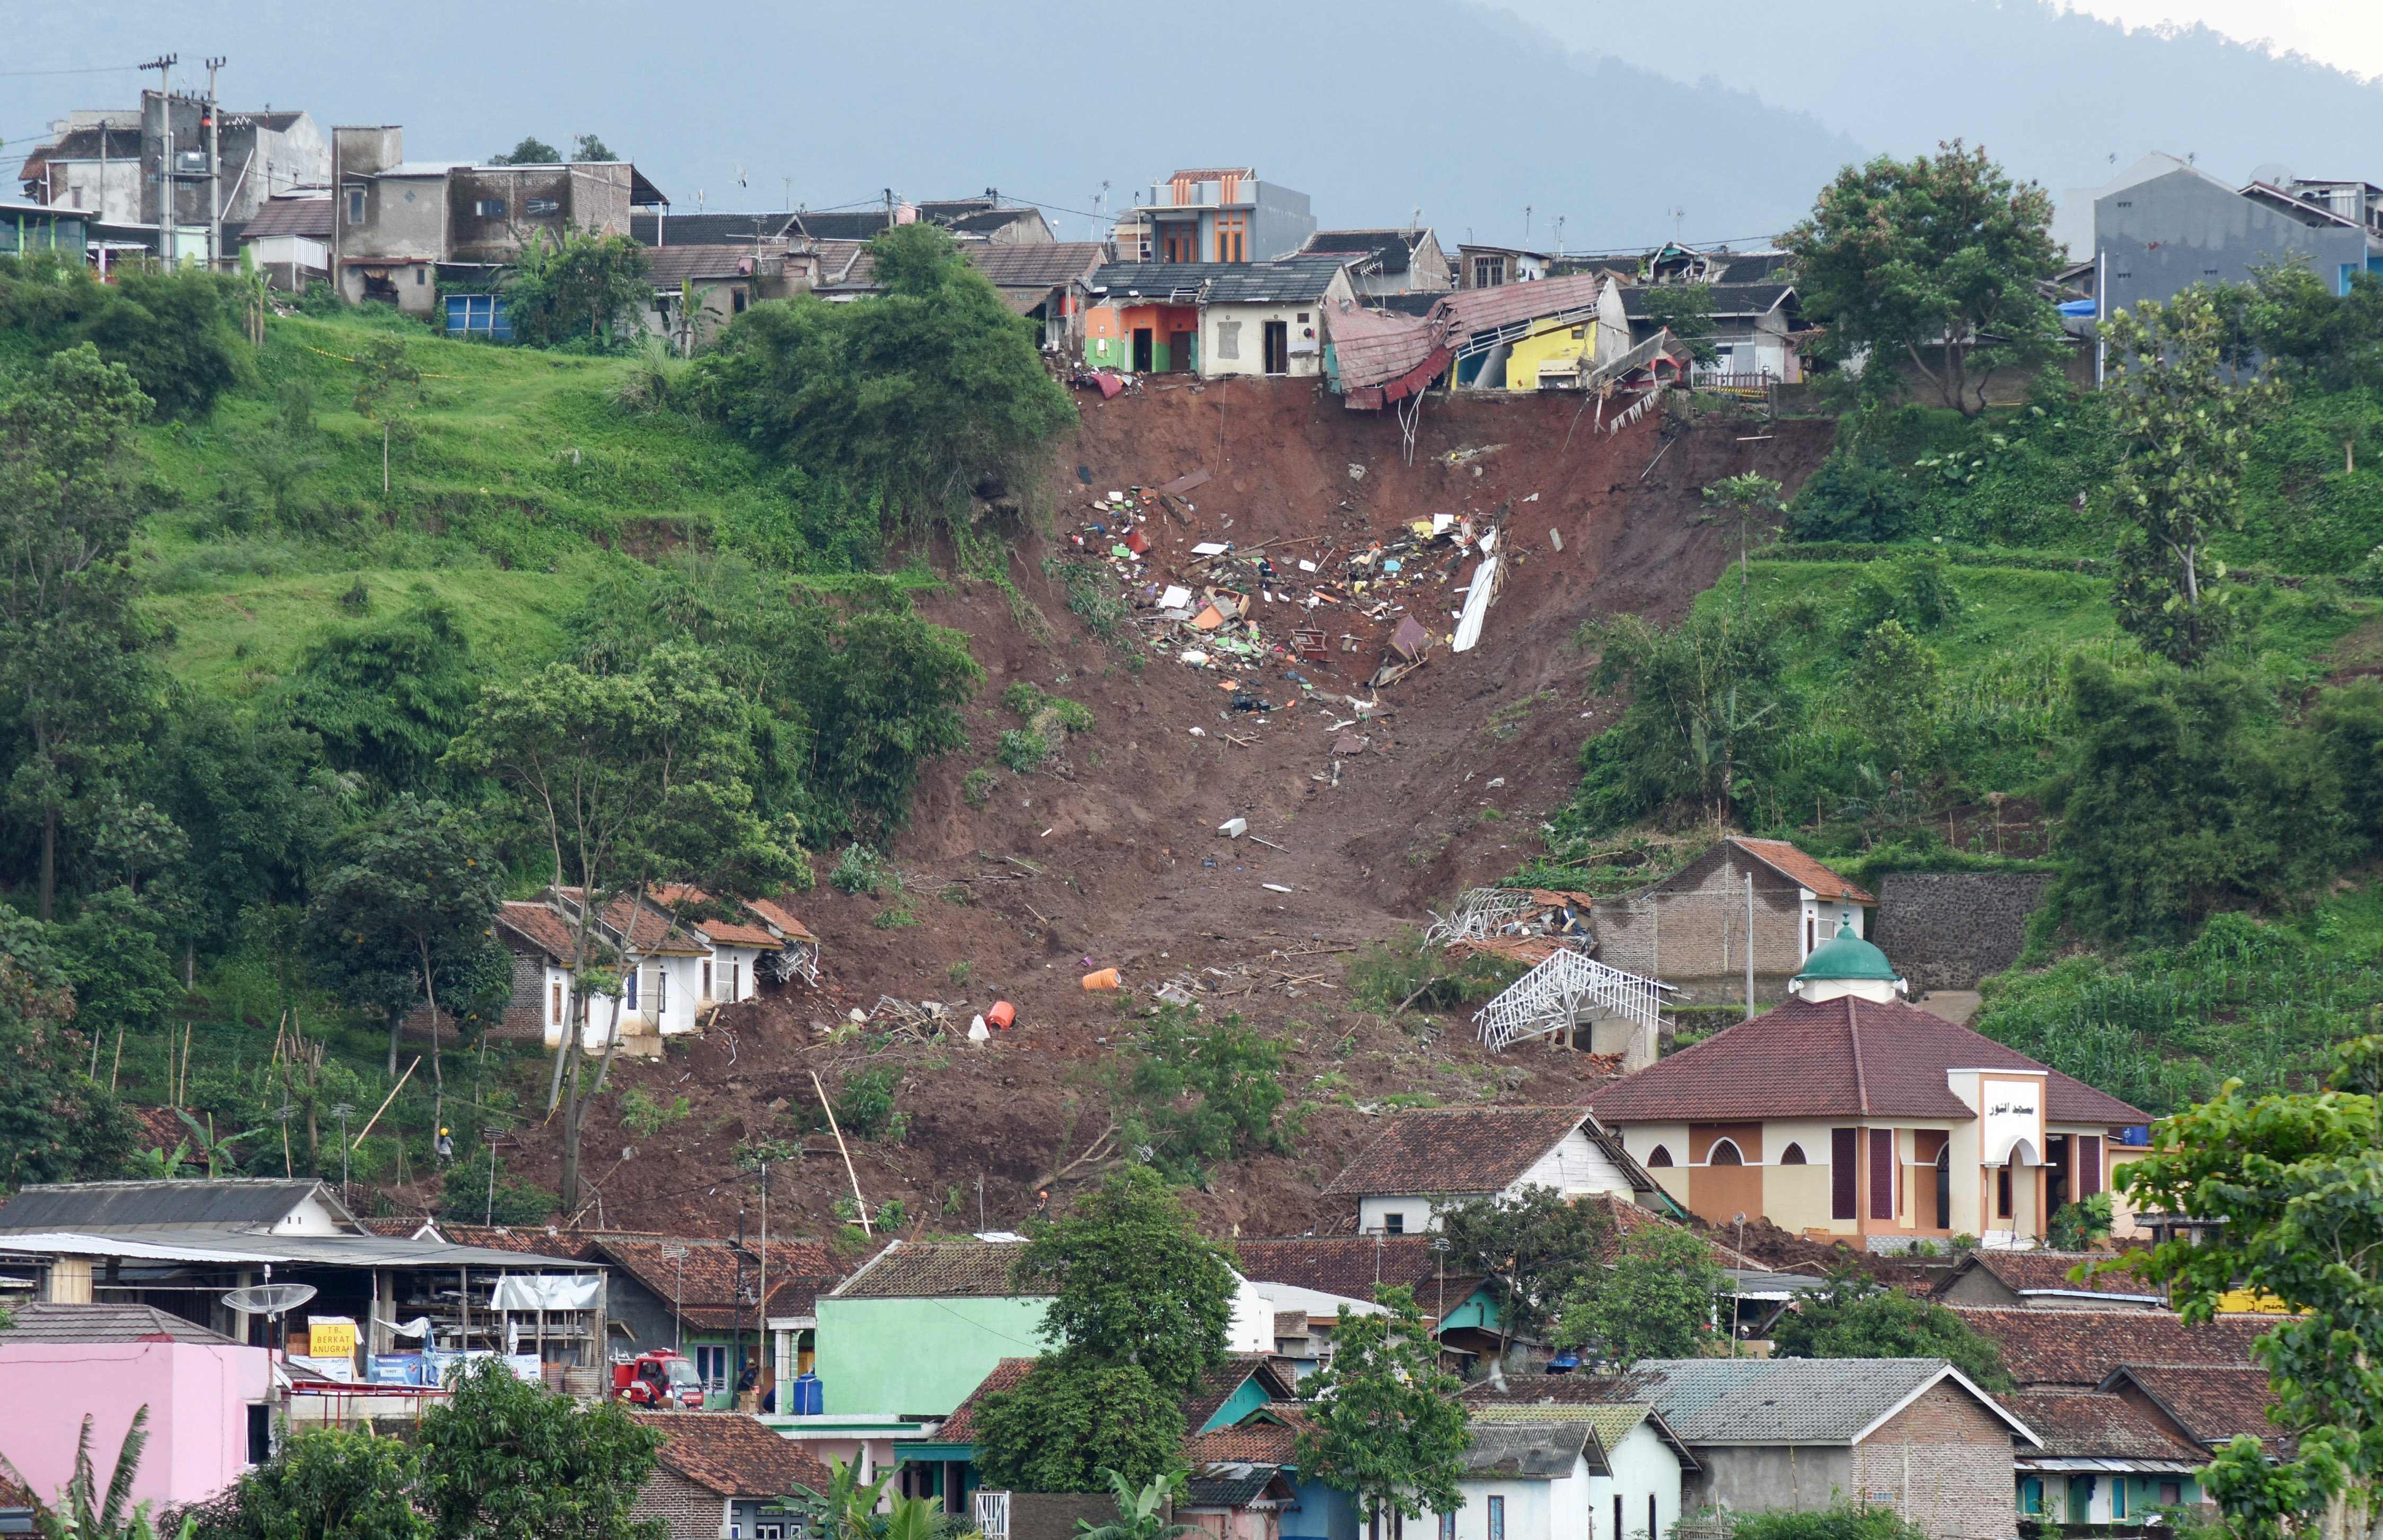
[814,1296,1054,1417]
[1203,1375,1273,1432]
[1435,1286,1502,1334]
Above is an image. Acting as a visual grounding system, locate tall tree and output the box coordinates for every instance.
[2112,1034,2381,1540]
[1436,1186,1614,1366]
[1013,1164,1239,1401]
[2100,285,2284,667]
[1578,608,1795,832]
[1784,141,2062,416]
[0,345,159,921]
[502,232,651,348]
[445,642,804,1209]
[277,599,482,797]
[350,337,420,498]
[1702,472,1784,610]
[0,909,135,1188]
[1769,1272,2011,1391]
[413,1359,664,1540]
[973,1167,1240,1493]
[302,797,509,1084]
[1294,1287,1471,1533]
[1557,1224,1729,1367]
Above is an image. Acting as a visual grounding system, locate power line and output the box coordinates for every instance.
[0,62,144,78]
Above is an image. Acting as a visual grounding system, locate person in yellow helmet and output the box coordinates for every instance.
[435,1127,455,1163]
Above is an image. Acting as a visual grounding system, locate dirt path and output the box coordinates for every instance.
[501,382,1833,1243]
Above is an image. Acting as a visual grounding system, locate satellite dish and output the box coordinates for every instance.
[222,1282,317,1316]
[2250,162,2297,190]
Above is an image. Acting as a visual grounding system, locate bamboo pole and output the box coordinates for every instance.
[810,1070,871,1236]
[352,1057,422,1150]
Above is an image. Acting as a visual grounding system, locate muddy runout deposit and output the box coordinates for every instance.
[489,379,1832,1244]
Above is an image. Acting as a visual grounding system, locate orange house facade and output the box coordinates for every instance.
[1587,936,2148,1250]
[1085,295,1200,374]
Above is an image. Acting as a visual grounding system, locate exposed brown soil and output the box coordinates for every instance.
[479,380,1834,1244]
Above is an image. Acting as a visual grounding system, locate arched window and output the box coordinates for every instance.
[1646,1145,1674,1168]
[1779,1142,1807,1165]
[1707,1139,1745,1166]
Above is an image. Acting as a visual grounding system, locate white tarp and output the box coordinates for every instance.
[1452,556,1500,653]
[489,1273,602,1312]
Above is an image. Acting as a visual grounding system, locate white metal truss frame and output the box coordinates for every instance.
[1473,947,1672,1052]
[1423,887,1538,949]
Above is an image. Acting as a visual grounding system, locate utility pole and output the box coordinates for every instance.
[755,1155,770,1412]
[204,57,226,272]
[1744,872,1756,1020]
[139,55,177,261]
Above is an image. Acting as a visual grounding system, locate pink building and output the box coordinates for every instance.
[0,1304,272,1510]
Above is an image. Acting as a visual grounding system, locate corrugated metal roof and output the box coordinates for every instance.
[0,1229,601,1270]
[240,197,333,240]
[0,1302,243,1346]
[1463,1422,1595,1479]
[0,1180,352,1235]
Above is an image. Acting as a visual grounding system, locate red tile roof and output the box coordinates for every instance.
[1182,1356,1295,1432]
[1585,996,2148,1125]
[554,888,712,955]
[2105,1364,2289,1455]
[744,896,818,944]
[1184,1415,1304,1464]
[650,886,782,950]
[1727,838,1875,905]
[631,1412,833,1496]
[1321,1106,1609,1197]
[1951,1307,2270,1387]
[2001,1392,2206,1463]
[925,1357,1039,1445]
[497,901,592,964]
[831,1238,1032,1299]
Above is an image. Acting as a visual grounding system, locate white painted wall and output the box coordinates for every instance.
[1451,1460,1588,1540]
[1588,1421,1685,1540]
[1508,1131,1638,1202]
[1203,301,1328,378]
[704,945,763,1005]
[1228,1273,1287,1353]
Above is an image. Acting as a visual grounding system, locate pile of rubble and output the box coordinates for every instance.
[1059,473,1524,764]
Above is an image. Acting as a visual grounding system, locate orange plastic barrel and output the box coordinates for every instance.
[986,1001,1016,1029]
[1080,968,1121,991]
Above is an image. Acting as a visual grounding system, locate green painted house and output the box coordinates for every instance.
[813,1239,1058,1418]
[895,1354,1298,1515]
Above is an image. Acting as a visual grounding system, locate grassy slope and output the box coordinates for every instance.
[130,309,790,696]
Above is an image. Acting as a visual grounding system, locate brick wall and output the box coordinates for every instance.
[1875,873,2054,992]
[634,1472,725,1540]
[399,949,551,1044]
[1848,1382,2017,1540]
[1598,846,1806,1003]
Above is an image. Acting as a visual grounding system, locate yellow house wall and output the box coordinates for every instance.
[1502,317,1598,390]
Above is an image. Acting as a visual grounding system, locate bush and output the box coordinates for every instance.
[1345,928,1523,1015]
[1787,448,1918,543]
[1729,1505,1931,1540]
[836,1067,899,1140]
[0,253,250,418]
[998,728,1049,772]
[1122,1007,1291,1175]
[961,767,997,807]
[829,844,891,896]
[502,230,651,348]
[438,1146,558,1226]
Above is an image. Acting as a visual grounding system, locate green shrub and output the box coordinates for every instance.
[998,728,1049,772]
[0,253,250,418]
[831,844,890,896]
[836,1067,900,1139]
[962,767,998,807]
[1121,1007,1291,1175]
[1345,928,1522,1014]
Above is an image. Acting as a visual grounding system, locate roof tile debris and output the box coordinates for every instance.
[1586,996,2148,1125]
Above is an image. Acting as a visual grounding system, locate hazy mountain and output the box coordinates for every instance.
[9,0,1858,249]
[1495,0,2383,198]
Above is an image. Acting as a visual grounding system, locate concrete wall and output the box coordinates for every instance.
[814,1295,1054,1416]
[1597,845,1870,1004]
[1590,1422,1686,1540]
[1204,300,1329,378]
[2098,168,2375,320]
[1874,873,2054,993]
[1684,1445,1853,1517]
[1452,1467,1579,1540]
[1250,182,1317,263]
[1847,1383,2018,1540]
[0,1342,271,1510]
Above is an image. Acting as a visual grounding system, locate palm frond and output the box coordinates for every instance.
[102,1406,152,1532]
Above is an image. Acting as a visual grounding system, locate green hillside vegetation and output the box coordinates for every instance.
[1555,242,2383,1116]
[0,227,1067,1206]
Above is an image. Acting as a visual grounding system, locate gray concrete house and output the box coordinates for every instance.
[1110,167,1315,264]
[1611,1359,2034,1539]
[2095,165,2383,340]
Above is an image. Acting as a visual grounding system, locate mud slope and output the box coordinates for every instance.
[500,382,1833,1241]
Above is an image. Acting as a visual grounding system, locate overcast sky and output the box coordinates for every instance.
[10,0,2383,249]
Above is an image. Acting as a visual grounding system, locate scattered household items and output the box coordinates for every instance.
[986,1001,1016,1029]
[1081,968,1121,991]
[1218,817,1249,839]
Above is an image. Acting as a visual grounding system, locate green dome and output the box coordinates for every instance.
[1796,930,1900,983]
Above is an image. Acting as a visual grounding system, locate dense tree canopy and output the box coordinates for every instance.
[1770,1272,2011,1391]
[1784,141,2062,415]
[1295,1288,1471,1527]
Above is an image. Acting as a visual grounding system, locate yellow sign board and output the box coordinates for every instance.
[307,1316,359,1359]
